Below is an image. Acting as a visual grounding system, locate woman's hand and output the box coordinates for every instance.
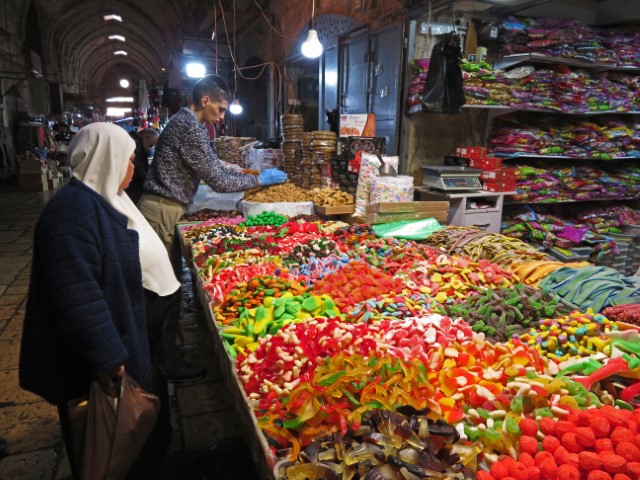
[97,364,125,397]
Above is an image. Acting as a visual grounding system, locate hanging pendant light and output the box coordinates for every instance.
[301,28,323,58]
[301,0,323,58]
[229,98,243,115]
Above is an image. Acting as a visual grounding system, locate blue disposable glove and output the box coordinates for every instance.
[258,168,288,186]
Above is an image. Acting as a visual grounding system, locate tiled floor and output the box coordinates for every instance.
[0,184,259,479]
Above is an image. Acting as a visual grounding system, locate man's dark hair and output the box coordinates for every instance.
[193,74,231,104]
[138,128,158,138]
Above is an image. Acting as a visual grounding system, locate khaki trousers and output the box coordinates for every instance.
[137,193,186,256]
[137,193,186,369]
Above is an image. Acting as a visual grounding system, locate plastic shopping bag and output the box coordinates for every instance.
[420,32,466,114]
[372,218,445,240]
[186,183,244,214]
[67,373,160,480]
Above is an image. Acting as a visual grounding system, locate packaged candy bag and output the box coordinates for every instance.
[369,176,414,205]
[354,153,399,217]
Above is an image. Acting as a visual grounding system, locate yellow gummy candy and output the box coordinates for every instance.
[435,291,448,303]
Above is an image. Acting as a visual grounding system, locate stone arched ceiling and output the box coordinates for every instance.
[33,0,265,106]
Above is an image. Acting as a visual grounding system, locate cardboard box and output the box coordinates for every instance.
[315,204,355,216]
[481,167,515,182]
[482,179,516,192]
[481,157,503,170]
[336,136,386,160]
[444,155,470,167]
[365,201,450,215]
[331,158,348,182]
[468,158,484,169]
[348,156,361,173]
[346,172,359,184]
[339,172,359,194]
[19,157,46,174]
[455,146,486,158]
[339,114,376,137]
[365,210,448,225]
[19,172,49,192]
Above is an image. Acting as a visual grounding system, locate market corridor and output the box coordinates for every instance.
[0,184,258,479]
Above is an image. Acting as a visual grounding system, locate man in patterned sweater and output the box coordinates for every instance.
[138,74,286,381]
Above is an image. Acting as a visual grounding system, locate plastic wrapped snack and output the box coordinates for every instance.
[353,153,399,217]
[369,175,414,205]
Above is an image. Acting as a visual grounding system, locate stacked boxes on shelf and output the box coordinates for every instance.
[454,146,515,192]
[331,133,386,195]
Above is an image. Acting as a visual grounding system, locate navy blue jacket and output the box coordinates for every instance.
[20,179,151,404]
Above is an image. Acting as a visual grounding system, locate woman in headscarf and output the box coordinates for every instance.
[19,122,180,479]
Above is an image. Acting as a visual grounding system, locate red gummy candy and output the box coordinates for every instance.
[519,452,535,467]
[528,466,541,480]
[626,462,640,478]
[520,435,540,455]
[535,451,554,466]
[539,458,559,480]
[611,427,634,447]
[579,451,604,472]
[579,409,595,426]
[590,416,611,438]
[599,452,628,474]
[612,474,631,480]
[557,464,580,480]
[587,471,613,480]
[565,410,581,425]
[509,462,530,480]
[491,461,510,480]
[554,446,570,465]
[600,407,630,428]
[596,438,615,453]
[564,453,580,469]
[562,432,582,453]
[556,421,577,436]
[520,418,539,436]
[615,441,640,463]
[575,426,597,447]
[476,470,495,480]
[543,435,561,453]
[539,417,557,436]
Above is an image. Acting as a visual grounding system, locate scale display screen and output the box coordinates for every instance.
[421,166,483,191]
[443,177,481,188]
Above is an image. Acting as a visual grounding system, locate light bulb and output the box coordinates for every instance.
[186,63,206,78]
[229,98,243,115]
[301,29,323,58]
[119,79,129,88]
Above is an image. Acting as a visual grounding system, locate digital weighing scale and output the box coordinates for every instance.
[422,166,483,191]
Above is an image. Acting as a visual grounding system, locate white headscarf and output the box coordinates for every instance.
[69,123,180,296]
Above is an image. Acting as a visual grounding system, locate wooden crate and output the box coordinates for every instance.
[365,201,449,215]
[314,204,355,216]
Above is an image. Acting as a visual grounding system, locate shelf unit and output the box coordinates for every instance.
[482,53,640,206]
[494,154,640,161]
[415,187,515,233]
[463,104,640,116]
[506,197,639,206]
[493,53,640,73]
